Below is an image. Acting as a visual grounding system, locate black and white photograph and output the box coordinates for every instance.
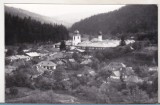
[4,3,158,104]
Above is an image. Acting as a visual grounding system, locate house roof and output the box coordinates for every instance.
[108,62,126,71]
[149,67,158,71]
[80,59,92,64]
[112,71,120,77]
[37,61,56,66]
[69,59,75,62]
[125,75,143,83]
[26,52,40,57]
[75,48,85,52]
[6,55,30,60]
[82,66,96,76]
[37,66,48,73]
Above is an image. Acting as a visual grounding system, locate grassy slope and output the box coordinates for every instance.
[6,87,92,104]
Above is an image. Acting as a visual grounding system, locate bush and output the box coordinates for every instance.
[122,86,150,103]
[69,76,80,89]
[35,77,54,90]
[134,65,149,78]
[77,86,110,103]
[94,46,132,62]
[72,52,81,63]
[9,87,18,95]
[54,67,68,82]
[5,74,16,88]
[132,41,149,50]
[6,49,15,56]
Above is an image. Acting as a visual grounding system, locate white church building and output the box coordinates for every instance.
[72,30,81,45]
[98,31,103,41]
[54,30,135,51]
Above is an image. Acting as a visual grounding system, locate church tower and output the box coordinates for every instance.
[72,30,81,45]
[98,31,103,41]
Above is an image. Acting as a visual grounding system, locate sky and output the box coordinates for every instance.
[5,4,125,24]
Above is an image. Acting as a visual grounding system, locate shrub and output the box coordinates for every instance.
[94,46,132,62]
[69,76,80,89]
[54,67,68,82]
[6,49,15,56]
[122,86,150,103]
[9,87,18,95]
[5,74,16,88]
[134,65,149,78]
[72,52,81,63]
[36,77,54,90]
[77,86,110,103]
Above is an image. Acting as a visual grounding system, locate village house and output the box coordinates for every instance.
[80,59,92,65]
[107,62,136,80]
[68,58,76,63]
[54,59,66,65]
[149,66,158,71]
[77,66,96,77]
[47,52,64,61]
[6,55,31,62]
[26,52,40,58]
[23,48,31,53]
[110,70,121,79]
[36,61,57,72]
[107,62,126,71]
[124,75,143,83]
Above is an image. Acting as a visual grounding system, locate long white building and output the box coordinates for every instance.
[54,30,135,50]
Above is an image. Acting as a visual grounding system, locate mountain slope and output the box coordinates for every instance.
[70,5,158,35]
[5,12,69,45]
[5,6,71,28]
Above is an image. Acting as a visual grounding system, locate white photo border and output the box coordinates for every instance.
[0,0,159,103]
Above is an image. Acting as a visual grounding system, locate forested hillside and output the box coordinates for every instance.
[5,13,69,45]
[70,5,158,35]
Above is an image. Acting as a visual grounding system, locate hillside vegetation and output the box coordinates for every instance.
[70,5,157,36]
[5,13,69,45]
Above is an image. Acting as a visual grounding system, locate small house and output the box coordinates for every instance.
[149,66,158,71]
[6,55,31,62]
[125,75,143,83]
[26,52,40,58]
[110,70,121,79]
[107,62,126,71]
[68,59,76,63]
[80,59,92,65]
[36,61,57,71]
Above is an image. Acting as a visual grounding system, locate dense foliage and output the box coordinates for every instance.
[5,13,69,45]
[70,5,157,35]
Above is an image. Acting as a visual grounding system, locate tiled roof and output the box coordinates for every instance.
[26,52,40,57]
[108,62,126,70]
[6,55,30,60]
[37,61,56,66]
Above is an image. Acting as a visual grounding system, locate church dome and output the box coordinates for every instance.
[74,30,79,34]
[98,31,102,35]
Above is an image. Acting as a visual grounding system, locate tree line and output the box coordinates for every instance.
[5,13,69,45]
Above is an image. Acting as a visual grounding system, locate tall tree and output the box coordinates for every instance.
[60,40,66,51]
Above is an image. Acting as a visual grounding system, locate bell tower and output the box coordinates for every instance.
[72,30,81,45]
[98,31,103,41]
